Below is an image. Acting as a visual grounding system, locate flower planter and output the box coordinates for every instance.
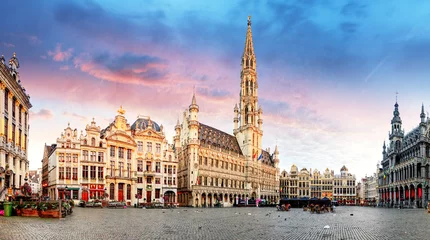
[21,209,39,217]
[39,210,61,218]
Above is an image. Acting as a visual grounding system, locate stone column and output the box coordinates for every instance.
[415,187,418,208]
[408,188,411,207]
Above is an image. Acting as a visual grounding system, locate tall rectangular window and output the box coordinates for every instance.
[147,142,152,152]
[4,117,7,140]
[73,154,78,163]
[119,162,124,177]
[4,89,8,112]
[12,123,15,144]
[83,150,88,160]
[12,98,15,119]
[137,160,143,172]
[98,167,104,179]
[156,143,161,153]
[18,129,21,147]
[110,146,115,157]
[98,152,103,162]
[59,153,64,162]
[90,166,96,179]
[110,161,115,176]
[66,167,71,179]
[146,161,151,172]
[155,162,160,173]
[127,163,131,178]
[127,149,132,160]
[59,167,64,179]
[155,189,160,198]
[66,153,71,162]
[73,167,78,180]
[90,151,96,161]
[137,141,143,152]
[137,177,143,183]
[19,106,22,124]
[118,147,124,158]
[82,166,88,179]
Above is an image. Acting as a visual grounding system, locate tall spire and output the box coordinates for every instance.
[420,103,425,123]
[243,16,255,61]
[191,92,197,105]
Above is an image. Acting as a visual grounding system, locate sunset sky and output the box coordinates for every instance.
[2,0,430,180]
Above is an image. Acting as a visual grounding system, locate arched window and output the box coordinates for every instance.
[91,138,96,146]
[99,141,103,148]
[83,139,87,145]
[169,155,172,161]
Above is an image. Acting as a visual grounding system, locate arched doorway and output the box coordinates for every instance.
[208,193,212,207]
[164,191,176,204]
[202,193,207,207]
[417,184,423,208]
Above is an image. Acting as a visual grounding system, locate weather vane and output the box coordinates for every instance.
[395,91,398,102]
[248,16,251,26]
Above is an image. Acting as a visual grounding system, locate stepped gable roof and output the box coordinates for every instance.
[131,118,161,132]
[261,150,274,166]
[340,165,348,171]
[198,123,243,155]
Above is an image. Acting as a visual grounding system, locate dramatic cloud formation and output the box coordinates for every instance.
[73,52,169,86]
[2,0,430,181]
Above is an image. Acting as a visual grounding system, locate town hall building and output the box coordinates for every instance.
[175,17,280,207]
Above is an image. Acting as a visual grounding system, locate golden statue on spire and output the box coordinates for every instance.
[117,105,126,115]
[248,16,251,26]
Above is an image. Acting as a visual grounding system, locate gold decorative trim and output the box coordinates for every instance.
[0,82,6,90]
[8,92,13,99]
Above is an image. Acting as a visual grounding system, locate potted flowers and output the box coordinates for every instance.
[21,202,39,217]
[39,202,61,218]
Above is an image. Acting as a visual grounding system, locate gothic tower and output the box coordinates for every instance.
[234,16,263,161]
[389,101,404,151]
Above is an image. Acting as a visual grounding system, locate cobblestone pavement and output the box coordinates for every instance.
[1,206,429,240]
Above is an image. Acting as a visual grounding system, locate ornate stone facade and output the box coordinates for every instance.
[280,165,354,203]
[0,53,32,200]
[175,17,280,207]
[43,107,177,205]
[378,101,430,208]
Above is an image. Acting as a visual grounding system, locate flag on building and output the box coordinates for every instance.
[257,152,263,161]
[253,149,257,159]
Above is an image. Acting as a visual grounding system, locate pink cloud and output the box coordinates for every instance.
[3,42,15,48]
[73,52,171,86]
[48,43,74,62]
[30,109,54,120]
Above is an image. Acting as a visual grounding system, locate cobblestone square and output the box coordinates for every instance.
[1,206,429,240]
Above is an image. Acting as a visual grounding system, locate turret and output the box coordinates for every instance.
[273,145,279,167]
[234,103,239,131]
[389,101,404,149]
[382,141,386,158]
[420,103,426,123]
[258,106,263,130]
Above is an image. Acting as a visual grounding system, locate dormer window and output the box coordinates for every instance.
[91,138,96,146]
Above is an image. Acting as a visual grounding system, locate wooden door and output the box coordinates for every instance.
[146,191,151,203]
[82,191,89,202]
